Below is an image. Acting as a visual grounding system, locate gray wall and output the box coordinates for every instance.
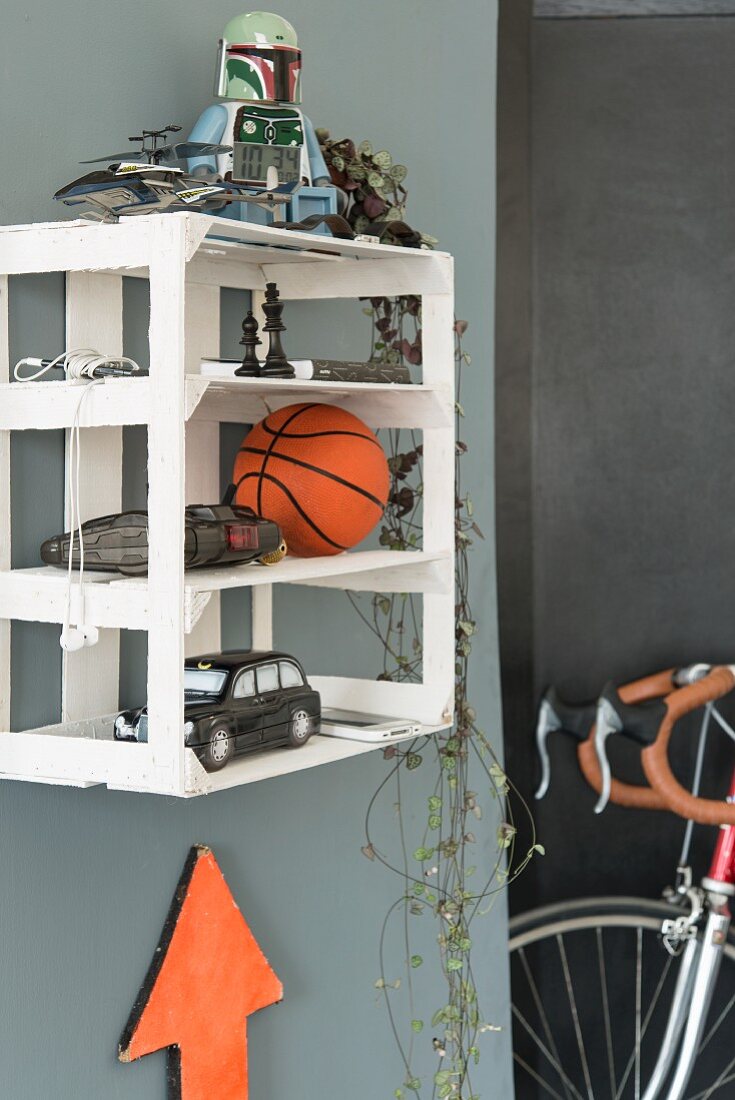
[499,13,735,914]
[0,2,508,1096]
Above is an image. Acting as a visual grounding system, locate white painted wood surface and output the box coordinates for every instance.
[249,289,274,653]
[183,726,450,796]
[0,567,148,629]
[0,219,152,276]
[418,280,456,726]
[0,728,156,788]
[0,552,450,634]
[0,214,456,794]
[184,282,221,657]
[146,218,187,793]
[0,376,451,431]
[183,212,449,266]
[264,255,453,300]
[0,377,149,430]
[63,272,123,724]
[0,275,10,731]
[192,377,451,430]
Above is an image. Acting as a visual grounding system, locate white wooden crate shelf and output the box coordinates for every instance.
[0,721,450,796]
[0,551,452,633]
[2,213,452,295]
[0,213,455,796]
[0,375,452,432]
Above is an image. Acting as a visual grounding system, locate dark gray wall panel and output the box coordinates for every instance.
[521,17,735,910]
[496,0,538,878]
[536,0,735,16]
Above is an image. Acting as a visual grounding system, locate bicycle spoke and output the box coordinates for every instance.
[615,942,674,1100]
[511,902,735,1100]
[696,988,735,1056]
[512,1003,587,1100]
[596,927,617,1100]
[557,933,595,1100]
[513,1051,569,1100]
[687,1052,735,1100]
[518,946,575,1100]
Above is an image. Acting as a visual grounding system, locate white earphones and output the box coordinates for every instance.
[60,364,103,654]
[14,349,140,656]
[60,623,99,653]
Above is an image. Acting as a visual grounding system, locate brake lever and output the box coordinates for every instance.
[534,695,561,800]
[593,695,623,814]
[594,680,673,814]
[673,663,711,687]
[534,687,594,800]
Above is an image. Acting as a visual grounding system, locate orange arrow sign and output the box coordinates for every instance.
[119,845,282,1099]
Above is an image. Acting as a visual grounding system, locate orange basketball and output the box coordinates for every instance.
[233,403,390,557]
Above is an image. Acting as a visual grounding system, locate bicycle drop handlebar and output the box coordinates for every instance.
[639,666,735,826]
[536,665,735,822]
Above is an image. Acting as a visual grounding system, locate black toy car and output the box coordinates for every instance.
[40,501,286,576]
[114,651,321,771]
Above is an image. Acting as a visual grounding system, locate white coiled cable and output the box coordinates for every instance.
[13,347,140,383]
[13,348,141,658]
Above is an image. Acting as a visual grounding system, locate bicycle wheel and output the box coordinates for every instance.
[510,896,735,1100]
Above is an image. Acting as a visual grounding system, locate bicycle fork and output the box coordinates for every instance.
[641,936,700,1100]
[642,900,730,1100]
[647,814,735,1100]
[665,901,730,1100]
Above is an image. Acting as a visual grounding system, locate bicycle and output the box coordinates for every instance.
[511,663,735,1100]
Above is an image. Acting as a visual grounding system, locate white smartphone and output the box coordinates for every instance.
[320,708,422,743]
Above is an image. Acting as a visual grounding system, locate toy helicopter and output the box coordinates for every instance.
[54,124,301,222]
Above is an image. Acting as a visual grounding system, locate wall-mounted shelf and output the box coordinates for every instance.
[0,550,452,633]
[0,714,450,796]
[0,212,455,796]
[0,374,452,432]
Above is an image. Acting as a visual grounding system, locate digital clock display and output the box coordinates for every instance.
[232,143,302,185]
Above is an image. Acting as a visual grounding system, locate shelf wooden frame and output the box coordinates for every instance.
[0,213,455,796]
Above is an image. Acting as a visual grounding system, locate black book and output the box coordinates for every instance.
[200,357,412,384]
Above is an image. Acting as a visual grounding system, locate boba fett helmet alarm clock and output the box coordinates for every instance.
[188,11,338,233]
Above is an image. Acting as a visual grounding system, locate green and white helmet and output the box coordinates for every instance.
[215,12,302,103]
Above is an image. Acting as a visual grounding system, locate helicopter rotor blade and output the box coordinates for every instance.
[79,153,145,164]
[156,141,233,161]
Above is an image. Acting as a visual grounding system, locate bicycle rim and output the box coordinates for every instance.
[510,897,735,1100]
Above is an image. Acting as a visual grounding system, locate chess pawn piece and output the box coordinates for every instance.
[261,283,295,379]
[235,310,261,377]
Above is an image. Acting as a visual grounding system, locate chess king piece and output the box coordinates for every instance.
[260,283,295,378]
[235,310,262,377]
[187,11,337,234]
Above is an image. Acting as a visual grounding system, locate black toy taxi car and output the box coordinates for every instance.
[113,651,320,771]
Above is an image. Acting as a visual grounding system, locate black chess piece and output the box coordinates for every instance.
[235,310,262,377]
[261,283,295,379]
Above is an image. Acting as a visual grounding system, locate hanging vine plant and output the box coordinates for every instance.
[320,133,540,1098]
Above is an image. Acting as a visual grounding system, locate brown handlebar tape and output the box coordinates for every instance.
[577,668,676,810]
[642,666,735,826]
